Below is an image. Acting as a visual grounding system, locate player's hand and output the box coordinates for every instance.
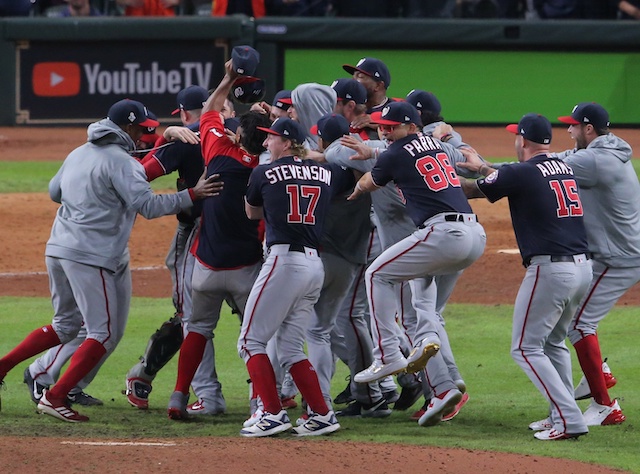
[225,59,239,81]
[164,126,200,144]
[432,123,454,140]
[250,101,270,115]
[341,135,374,161]
[191,171,223,199]
[351,114,373,130]
[457,148,485,172]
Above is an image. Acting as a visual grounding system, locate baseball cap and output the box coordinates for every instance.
[272,89,292,111]
[558,102,610,129]
[231,76,266,104]
[331,78,367,105]
[342,57,391,88]
[224,117,240,133]
[171,85,209,115]
[506,113,552,144]
[139,110,160,144]
[257,117,306,144]
[405,89,441,115]
[108,99,159,128]
[310,113,350,144]
[370,101,420,126]
[231,45,260,76]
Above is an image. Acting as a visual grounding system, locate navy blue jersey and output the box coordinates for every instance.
[246,156,355,249]
[477,154,589,262]
[194,111,262,270]
[370,132,472,226]
[144,121,204,225]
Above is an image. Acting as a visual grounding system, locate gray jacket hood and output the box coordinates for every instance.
[588,133,632,163]
[291,83,337,150]
[87,118,136,152]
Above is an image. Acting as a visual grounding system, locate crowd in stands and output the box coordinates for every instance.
[1,0,639,19]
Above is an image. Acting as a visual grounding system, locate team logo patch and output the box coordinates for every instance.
[484,170,499,184]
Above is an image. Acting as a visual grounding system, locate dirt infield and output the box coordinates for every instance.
[1,125,638,473]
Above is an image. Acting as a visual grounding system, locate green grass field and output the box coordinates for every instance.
[0,298,638,472]
[1,159,639,472]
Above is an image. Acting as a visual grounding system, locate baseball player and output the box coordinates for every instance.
[347,101,486,426]
[126,85,226,415]
[0,99,221,422]
[23,109,164,409]
[458,113,592,441]
[556,102,634,426]
[237,117,355,437]
[343,57,394,139]
[305,113,392,418]
[166,60,271,420]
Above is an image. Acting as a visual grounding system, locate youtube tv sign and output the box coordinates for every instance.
[18,41,226,124]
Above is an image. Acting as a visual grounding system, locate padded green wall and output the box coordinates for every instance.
[284,49,640,125]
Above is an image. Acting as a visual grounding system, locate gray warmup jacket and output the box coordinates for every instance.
[556,133,640,267]
[46,119,194,272]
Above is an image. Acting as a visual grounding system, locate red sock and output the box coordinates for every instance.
[574,334,611,406]
[289,359,328,416]
[174,332,206,394]
[0,325,61,378]
[246,354,281,414]
[48,338,106,400]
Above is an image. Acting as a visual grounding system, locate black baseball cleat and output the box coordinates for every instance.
[393,384,424,411]
[23,367,47,405]
[67,391,104,406]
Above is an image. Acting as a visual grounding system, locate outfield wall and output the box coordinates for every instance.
[1,16,639,125]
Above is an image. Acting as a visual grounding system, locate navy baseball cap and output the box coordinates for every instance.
[558,102,610,129]
[370,101,420,126]
[172,85,208,115]
[331,78,367,105]
[405,89,441,115]
[310,113,350,144]
[224,117,240,133]
[506,113,552,144]
[272,89,292,111]
[257,117,306,144]
[108,99,159,128]
[231,76,266,104]
[232,45,260,76]
[343,57,391,88]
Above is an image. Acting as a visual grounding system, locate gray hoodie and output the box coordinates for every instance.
[556,133,640,267]
[46,119,194,272]
[291,83,337,151]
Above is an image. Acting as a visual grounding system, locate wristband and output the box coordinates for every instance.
[188,188,196,201]
[440,133,453,143]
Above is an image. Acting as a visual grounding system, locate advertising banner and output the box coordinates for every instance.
[17,40,226,124]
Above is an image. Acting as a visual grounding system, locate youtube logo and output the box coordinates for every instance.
[32,62,81,97]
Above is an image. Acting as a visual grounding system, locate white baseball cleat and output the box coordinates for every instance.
[534,428,587,441]
[418,388,462,427]
[239,409,292,437]
[292,410,341,436]
[354,357,407,383]
[528,416,553,431]
[406,337,440,373]
[37,389,89,423]
[583,399,626,426]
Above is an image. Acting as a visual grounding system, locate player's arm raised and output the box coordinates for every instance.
[203,59,238,114]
